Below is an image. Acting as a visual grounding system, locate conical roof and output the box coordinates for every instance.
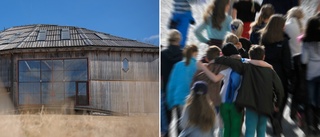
[0,24,157,51]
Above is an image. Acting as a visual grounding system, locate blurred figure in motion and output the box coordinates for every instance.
[301,16,320,136]
[161,29,183,137]
[232,0,261,39]
[168,0,197,48]
[166,44,198,136]
[249,4,274,45]
[194,0,232,48]
[179,81,216,137]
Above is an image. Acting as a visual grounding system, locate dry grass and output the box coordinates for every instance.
[0,114,158,137]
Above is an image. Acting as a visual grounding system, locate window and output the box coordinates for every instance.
[37,30,47,41]
[95,33,109,39]
[18,59,88,105]
[122,58,129,72]
[61,28,70,40]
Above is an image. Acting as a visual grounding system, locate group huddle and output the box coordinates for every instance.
[161,0,320,137]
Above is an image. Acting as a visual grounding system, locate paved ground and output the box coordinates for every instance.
[161,0,320,136]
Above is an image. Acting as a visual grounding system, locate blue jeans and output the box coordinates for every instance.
[307,76,320,107]
[245,109,268,137]
[171,11,195,48]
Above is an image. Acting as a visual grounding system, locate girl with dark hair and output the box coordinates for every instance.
[262,0,300,15]
[260,14,292,136]
[179,81,216,137]
[250,4,274,44]
[194,0,232,48]
[301,16,320,136]
[166,44,198,136]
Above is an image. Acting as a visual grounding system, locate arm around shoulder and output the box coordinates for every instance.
[215,57,244,74]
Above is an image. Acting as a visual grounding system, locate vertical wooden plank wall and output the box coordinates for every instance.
[89,51,159,115]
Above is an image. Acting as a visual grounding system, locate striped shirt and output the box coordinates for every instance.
[173,0,191,13]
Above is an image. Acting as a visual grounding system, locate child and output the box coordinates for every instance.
[200,45,284,137]
[224,32,249,58]
[231,19,252,54]
[194,0,232,48]
[166,44,199,136]
[250,4,274,44]
[179,81,216,137]
[301,16,320,136]
[232,0,261,39]
[169,0,196,48]
[260,15,292,136]
[284,7,305,122]
[192,46,227,137]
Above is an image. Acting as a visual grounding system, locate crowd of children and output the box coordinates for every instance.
[161,0,320,137]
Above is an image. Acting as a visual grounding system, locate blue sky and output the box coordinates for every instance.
[0,0,159,46]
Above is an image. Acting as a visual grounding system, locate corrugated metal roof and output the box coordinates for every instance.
[0,24,157,51]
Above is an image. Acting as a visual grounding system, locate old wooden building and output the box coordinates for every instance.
[0,24,159,115]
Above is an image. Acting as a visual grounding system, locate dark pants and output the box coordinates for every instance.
[306,76,320,131]
[290,55,307,118]
[207,39,223,49]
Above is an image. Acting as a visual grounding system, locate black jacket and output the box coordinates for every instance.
[161,45,183,94]
[262,34,292,93]
[215,57,284,116]
[250,23,266,45]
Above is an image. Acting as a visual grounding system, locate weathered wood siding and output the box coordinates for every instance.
[89,51,159,114]
[0,55,11,87]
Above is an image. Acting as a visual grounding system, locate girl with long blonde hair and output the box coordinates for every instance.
[284,7,305,123]
[179,81,216,137]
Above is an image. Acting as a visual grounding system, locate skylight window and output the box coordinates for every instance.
[37,30,47,41]
[61,28,70,40]
[95,33,109,39]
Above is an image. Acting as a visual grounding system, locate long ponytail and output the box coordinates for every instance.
[183,45,198,66]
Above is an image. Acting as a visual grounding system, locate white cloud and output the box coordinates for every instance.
[143,35,159,42]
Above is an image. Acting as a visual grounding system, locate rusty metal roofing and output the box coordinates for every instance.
[0,24,157,51]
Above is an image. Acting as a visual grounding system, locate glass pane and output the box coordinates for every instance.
[52,60,64,70]
[122,58,129,72]
[41,71,52,81]
[64,59,87,71]
[19,60,40,72]
[78,83,87,95]
[53,82,64,94]
[19,83,40,94]
[52,70,64,81]
[65,82,76,97]
[42,94,51,104]
[19,93,40,104]
[41,60,53,71]
[19,71,40,82]
[41,83,52,94]
[77,82,88,105]
[64,70,87,81]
